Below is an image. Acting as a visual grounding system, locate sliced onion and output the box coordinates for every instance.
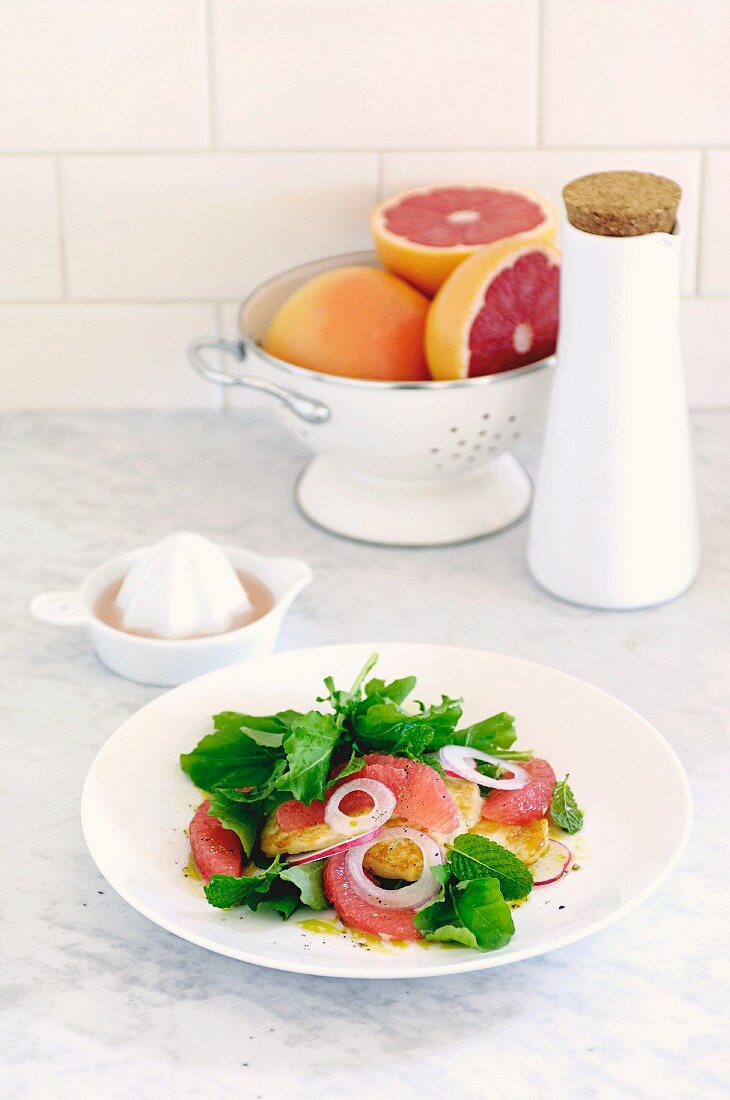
[439,744,529,790]
[324,778,397,838]
[345,826,443,911]
[532,839,571,886]
[287,826,383,866]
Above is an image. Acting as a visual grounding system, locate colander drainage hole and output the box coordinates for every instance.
[488,445,498,453]
[508,415,517,423]
[493,433,502,442]
[512,431,521,440]
[430,447,439,454]
[482,413,491,420]
[478,429,487,437]
[449,426,458,433]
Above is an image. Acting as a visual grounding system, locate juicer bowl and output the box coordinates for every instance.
[188,251,555,547]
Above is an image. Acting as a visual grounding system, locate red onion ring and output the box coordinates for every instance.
[286,826,384,866]
[438,744,529,790]
[532,839,571,886]
[345,826,444,911]
[324,778,397,837]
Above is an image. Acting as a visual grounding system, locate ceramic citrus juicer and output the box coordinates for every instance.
[31,532,312,686]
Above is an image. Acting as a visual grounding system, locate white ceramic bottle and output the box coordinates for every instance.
[528,218,700,609]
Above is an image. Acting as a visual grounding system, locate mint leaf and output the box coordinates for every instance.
[448,834,533,901]
[550,775,584,834]
[451,878,515,951]
[206,793,261,857]
[279,712,339,803]
[280,859,327,910]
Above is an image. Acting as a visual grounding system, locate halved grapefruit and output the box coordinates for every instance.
[425,240,561,380]
[371,183,558,296]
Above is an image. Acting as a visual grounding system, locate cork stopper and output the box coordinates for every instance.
[563,171,681,237]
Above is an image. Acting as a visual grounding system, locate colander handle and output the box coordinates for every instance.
[187,337,331,425]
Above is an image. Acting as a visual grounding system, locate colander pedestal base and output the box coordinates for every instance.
[295,453,532,547]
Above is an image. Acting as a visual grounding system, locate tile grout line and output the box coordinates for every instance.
[204,0,218,151]
[212,301,229,413]
[1,145,729,158]
[376,152,385,201]
[53,157,69,300]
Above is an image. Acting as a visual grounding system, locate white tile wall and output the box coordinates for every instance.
[0,160,62,300]
[62,155,377,300]
[0,305,215,408]
[212,0,536,150]
[0,2,209,151]
[0,0,728,409]
[700,152,730,296]
[541,0,730,148]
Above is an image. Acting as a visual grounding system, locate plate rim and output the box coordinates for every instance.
[80,642,693,979]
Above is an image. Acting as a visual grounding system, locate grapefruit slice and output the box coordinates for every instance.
[425,240,561,380]
[189,799,243,884]
[480,758,556,825]
[276,798,326,832]
[372,183,558,296]
[323,852,421,940]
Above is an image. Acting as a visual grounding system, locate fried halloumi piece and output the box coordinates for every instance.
[468,817,549,866]
[443,776,482,831]
[260,814,340,856]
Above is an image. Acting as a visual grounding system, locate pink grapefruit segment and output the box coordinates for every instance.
[372,183,558,295]
[323,852,421,940]
[189,799,243,884]
[425,240,561,380]
[480,758,556,825]
[276,798,326,831]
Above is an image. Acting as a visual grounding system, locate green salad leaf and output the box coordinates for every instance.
[280,860,327,910]
[205,856,327,917]
[205,857,284,910]
[414,836,524,950]
[206,793,261,857]
[279,712,339,803]
[180,713,287,791]
[448,834,533,901]
[550,775,584,834]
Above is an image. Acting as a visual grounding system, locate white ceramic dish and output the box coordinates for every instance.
[31,543,311,687]
[188,251,554,547]
[80,643,691,979]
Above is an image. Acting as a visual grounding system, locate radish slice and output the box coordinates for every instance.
[286,826,384,866]
[324,778,396,837]
[532,839,571,886]
[439,744,529,790]
[346,826,444,911]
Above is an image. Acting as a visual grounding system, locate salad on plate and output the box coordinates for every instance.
[180,654,584,951]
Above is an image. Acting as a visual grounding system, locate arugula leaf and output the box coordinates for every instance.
[320,653,380,727]
[205,857,283,909]
[433,711,516,753]
[180,723,281,792]
[451,879,515,951]
[550,774,584,834]
[206,793,261,857]
[326,751,365,788]
[280,859,327,910]
[213,758,289,804]
[448,834,533,901]
[363,675,417,705]
[279,712,340,803]
[351,695,462,758]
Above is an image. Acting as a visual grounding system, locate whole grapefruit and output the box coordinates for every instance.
[262,265,430,382]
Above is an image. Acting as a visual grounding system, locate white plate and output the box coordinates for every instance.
[81,643,692,979]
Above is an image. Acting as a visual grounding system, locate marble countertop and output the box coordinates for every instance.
[2,410,728,1100]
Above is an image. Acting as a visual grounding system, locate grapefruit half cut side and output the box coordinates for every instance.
[371,183,558,296]
[425,240,561,380]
